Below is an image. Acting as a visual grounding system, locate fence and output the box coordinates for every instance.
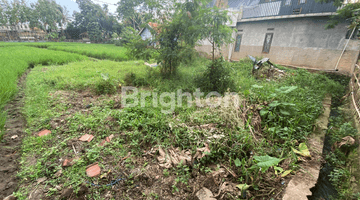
[350,64,360,121]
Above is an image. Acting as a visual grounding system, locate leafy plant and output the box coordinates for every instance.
[251,155,283,173]
[196,57,235,94]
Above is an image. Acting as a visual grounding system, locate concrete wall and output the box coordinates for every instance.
[231,16,360,74]
[196,39,230,59]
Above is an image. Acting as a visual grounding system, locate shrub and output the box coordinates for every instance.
[124,72,148,87]
[94,73,116,95]
[196,57,235,94]
[125,38,156,61]
[60,36,66,42]
[119,27,140,46]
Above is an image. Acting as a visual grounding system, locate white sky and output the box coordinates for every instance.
[26,0,119,17]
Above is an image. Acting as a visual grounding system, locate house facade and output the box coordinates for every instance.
[197,0,360,74]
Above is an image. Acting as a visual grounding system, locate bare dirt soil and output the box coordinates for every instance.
[0,72,28,199]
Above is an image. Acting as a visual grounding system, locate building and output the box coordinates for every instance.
[197,0,360,74]
[139,22,159,41]
[0,24,46,41]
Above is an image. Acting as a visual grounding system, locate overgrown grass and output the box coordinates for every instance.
[28,42,130,61]
[16,48,348,199]
[0,46,87,138]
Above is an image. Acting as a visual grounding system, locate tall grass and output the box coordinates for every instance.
[0,46,88,137]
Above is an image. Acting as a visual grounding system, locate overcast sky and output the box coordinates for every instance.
[26,0,119,17]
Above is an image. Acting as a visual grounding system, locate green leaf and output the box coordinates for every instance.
[274,166,284,174]
[280,110,290,116]
[292,143,311,157]
[252,84,263,89]
[275,86,298,94]
[260,110,269,116]
[281,102,296,106]
[269,101,280,107]
[101,73,109,81]
[253,155,283,172]
[281,170,292,177]
[234,158,241,167]
[236,184,250,192]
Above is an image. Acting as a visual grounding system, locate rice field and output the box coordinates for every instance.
[29,42,130,61]
[0,45,88,136]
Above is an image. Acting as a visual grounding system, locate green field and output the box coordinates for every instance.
[0,45,88,138]
[28,42,130,61]
[0,42,356,199]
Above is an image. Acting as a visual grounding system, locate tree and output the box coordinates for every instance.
[0,0,32,27]
[324,3,360,29]
[72,0,121,39]
[116,0,174,31]
[87,21,102,42]
[315,0,360,29]
[200,6,233,61]
[31,0,67,31]
[154,0,211,75]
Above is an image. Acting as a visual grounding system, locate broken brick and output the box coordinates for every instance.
[79,134,94,142]
[99,140,106,147]
[38,130,51,137]
[98,134,115,147]
[62,159,73,167]
[86,163,101,177]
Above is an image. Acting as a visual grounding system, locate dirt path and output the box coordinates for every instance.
[0,72,28,199]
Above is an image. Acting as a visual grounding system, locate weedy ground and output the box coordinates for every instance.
[0,42,354,200]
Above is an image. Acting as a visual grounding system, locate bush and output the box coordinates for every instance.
[94,73,117,95]
[125,39,156,61]
[60,36,66,42]
[124,72,148,87]
[118,27,140,46]
[196,57,235,94]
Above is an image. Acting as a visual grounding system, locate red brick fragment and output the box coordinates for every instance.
[86,163,101,177]
[79,134,94,142]
[62,159,73,167]
[98,134,115,147]
[38,130,51,137]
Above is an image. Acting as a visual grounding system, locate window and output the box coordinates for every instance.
[298,0,306,4]
[234,34,242,52]
[293,8,302,14]
[262,33,273,53]
[284,0,291,5]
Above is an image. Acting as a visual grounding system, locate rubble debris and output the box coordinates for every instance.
[86,163,101,177]
[11,135,18,139]
[38,129,51,137]
[196,187,216,200]
[62,157,80,167]
[54,169,63,177]
[37,177,47,184]
[248,55,285,79]
[99,134,115,146]
[62,159,73,167]
[79,134,94,142]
